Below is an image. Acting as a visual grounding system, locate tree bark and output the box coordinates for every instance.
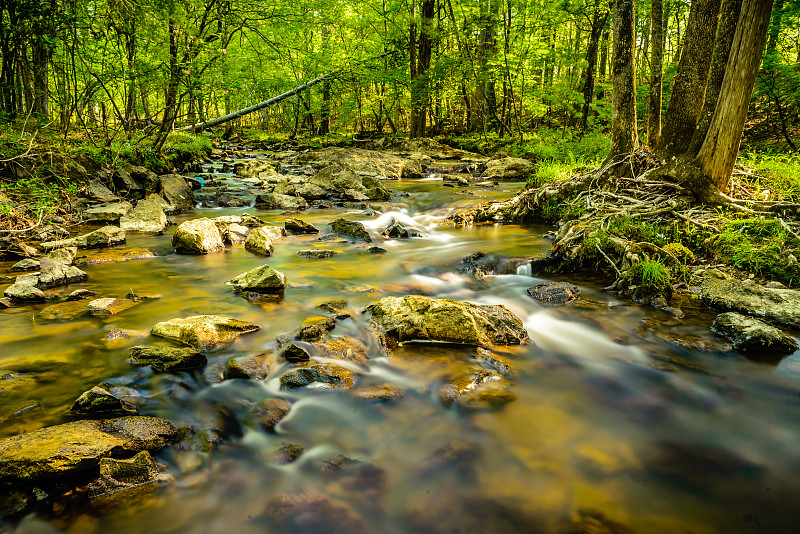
[694,0,774,193]
[410,0,435,138]
[580,8,609,133]
[688,0,743,155]
[605,0,638,163]
[647,0,664,147]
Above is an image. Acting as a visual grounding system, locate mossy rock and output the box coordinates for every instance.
[149,315,260,351]
[171,218,225,254]
[229,264,287,294]
[279,363,356,391]
[129,345,207,372]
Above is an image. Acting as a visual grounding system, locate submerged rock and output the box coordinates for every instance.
[527,281,581,305]
[439,369,516,409]
[75,247,155,266]
[330,218,372,242]
[280,363,356,391]
[244,226,275,256]
[39,300,91,320]
[0,416,177,482]
[119,196,168,234]
[87,450,164,505]
[297,249,337,259]
[71,386,139,417]
[229,264,287,294]
[711,312,798,358]
[130,345,207,372]
[352,384,404,402]
[150,315,260,350]
[264,489,371,534]
[285,217,319,235]
[366,295,529,348]
[253,398,292,431]
[172,218,224,254]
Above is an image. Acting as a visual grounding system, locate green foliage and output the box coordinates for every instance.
[708,217,800,285]
[739,151,800,202]
[630,259,672,293]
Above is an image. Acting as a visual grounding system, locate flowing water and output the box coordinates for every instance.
[2,155,800,534]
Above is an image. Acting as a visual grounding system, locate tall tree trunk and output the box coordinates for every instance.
[156,18,180,148]
[580,8,609,133]
[31,40,50,117]
[605,0,638,163]
[694,0,774,193]
[647,0,664,147]
[657,0,722,157]
[410,0,434,138]
[688,0,743,155]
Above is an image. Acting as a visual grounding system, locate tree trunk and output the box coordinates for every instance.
[688,0,743,155]
[605,0,638,163]
[410,0,435,138]
[156,18,180,149]
[580,8,609,133]
[647,0,664,147]
[657,0,722,157]
[694,0,774,193]
[31,39,50,118]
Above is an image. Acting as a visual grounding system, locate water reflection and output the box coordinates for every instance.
[2,176,800,534]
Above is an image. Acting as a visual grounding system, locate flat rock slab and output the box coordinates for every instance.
[87,298,138,317]
[366,295,529,349]
[711,312,798,358]
[41,226,126,250]
[75,248,155,266]
[130,345,207,372]
[84,201,133,222]
[0,416,177,482]
[39,300,91,320]
[150,315,260,350]
[701,271,800,328]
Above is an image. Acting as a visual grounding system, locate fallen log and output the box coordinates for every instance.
[178,50,399,133]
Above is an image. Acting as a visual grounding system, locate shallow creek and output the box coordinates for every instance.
[2,155,800,534]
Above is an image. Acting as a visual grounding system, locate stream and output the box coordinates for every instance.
[2,148,800,534]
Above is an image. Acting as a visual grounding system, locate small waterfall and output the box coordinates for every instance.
[516,262,533,277]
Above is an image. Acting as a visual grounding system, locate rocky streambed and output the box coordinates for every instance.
[1,139,800,534]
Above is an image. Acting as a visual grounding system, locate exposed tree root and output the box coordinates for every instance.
[448,149,800,306]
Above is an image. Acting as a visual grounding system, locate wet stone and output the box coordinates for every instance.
[0,416,177,482]
[150,315,260,351]
[297,249,337,259]
[3,283,46,303]
[172,218,225,254]
[253,398,292,432]
[316,300,351,320]
[475,347,515,377]
[711,312,798,359]
[270,441,306,464]
[329,218,372,242]
[264,489,371,534]
[39,300,90,320]
[284,217,319,235]
[366,246,388,254]
[282,342,311,363]
[87,297,138,317]
[225,352,272,380]
[10,258,41,271]
[74,248,155,267]
[317,233,348,243]
[244,226,275,256]
[129,345,207,372]
[439,369,517,409]
[352,384,404,402]
[298,316,336,341]
[71,386,139,417]
[526,281,581,305]
[279,363,356,391]
[229,264,287,294]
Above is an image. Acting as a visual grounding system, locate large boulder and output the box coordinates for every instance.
[307,163,391,201]
[711,312,798,358]
[156,174,194,212]
[229,264,287,294]
[3,282,45,303]
[112,168,145,198]
[701,270,800,328]
[83,181,120,203]
[150,315,260,350]
[244,227,275,256]
[366,296,529,349]
[172,218,224,254]
[0,416,177,482]
[479,157,534,182]
[37,258,88,289]
[84,201,133,223]
[119,196,168,234]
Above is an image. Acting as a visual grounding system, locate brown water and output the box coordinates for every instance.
[2,163,800,534]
